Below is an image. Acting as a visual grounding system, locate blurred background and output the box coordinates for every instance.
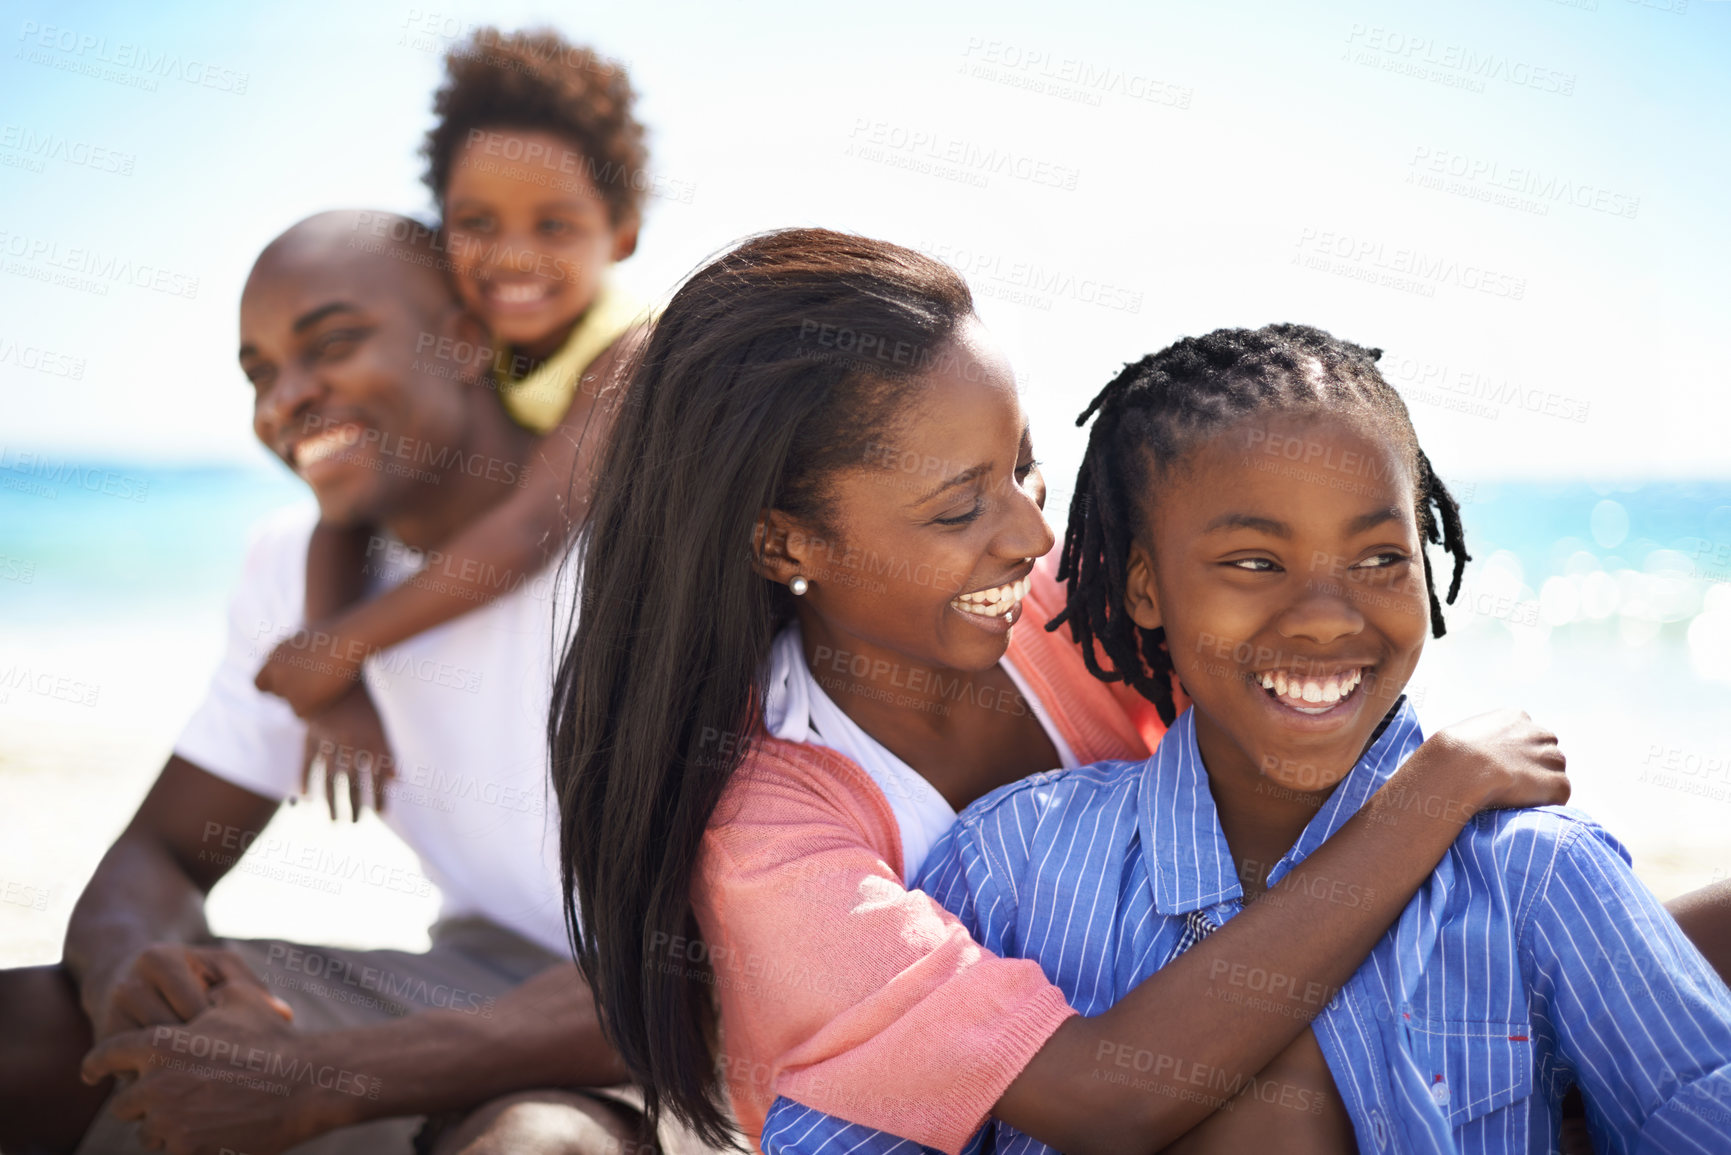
[2,0,1727,966]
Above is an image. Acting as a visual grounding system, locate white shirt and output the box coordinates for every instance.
[761,621,1076,880]
[174,503,571,956]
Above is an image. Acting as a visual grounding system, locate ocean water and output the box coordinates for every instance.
[5,461,1726,633]
[1,463,1728,964]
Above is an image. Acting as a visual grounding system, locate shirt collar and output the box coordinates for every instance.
[1138,698,1426,915]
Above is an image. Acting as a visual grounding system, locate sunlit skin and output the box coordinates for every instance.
[443,128,638,361]
[1125,409,1429,888]
[1124,407,1430,1153]
[238,220,531,551]
[755,317,1060,808]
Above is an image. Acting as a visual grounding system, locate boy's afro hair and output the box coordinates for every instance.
[422,26,648,226]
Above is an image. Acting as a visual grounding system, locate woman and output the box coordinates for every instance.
[550,229,1570,1153]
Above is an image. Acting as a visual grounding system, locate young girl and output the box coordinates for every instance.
[253,27,650,810]
[550,229,1571,1153]
[763,324,1731,1154]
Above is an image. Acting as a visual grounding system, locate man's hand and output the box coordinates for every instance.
[80,982,355,1155]
[82,944,291,1044]
[300,684,397,821]
[254,624,365,718]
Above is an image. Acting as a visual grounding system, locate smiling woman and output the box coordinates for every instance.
[551,228,1575,1155]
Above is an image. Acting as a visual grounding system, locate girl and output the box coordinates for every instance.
[253,27,649,811]
[763,325,1731,1154]
[551,229,1569,1153]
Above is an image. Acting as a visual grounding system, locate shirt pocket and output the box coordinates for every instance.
[1404,1017,1535,1127]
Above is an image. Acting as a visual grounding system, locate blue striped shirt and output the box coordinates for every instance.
[761,700,1731,1154]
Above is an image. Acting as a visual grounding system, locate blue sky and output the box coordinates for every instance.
[1,0,1726,482]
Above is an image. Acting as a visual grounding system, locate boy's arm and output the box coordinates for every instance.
[252,523,374,717]
[262,328,641,720]
[304,522,371,624]
[1525,820,1731,1152]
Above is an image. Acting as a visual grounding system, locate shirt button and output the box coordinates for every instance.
[1431,1079,1451,1106]
[1370,1109,1389,1148]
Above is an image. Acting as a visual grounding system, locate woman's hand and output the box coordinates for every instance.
[1397,708,1569,820]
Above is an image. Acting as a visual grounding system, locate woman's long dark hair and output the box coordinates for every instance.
[549,228,973,1144]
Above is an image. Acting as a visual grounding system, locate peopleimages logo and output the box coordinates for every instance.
[0,231,199,299]
[15,21,249,94]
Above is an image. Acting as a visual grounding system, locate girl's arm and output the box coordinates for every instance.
[710,714,1566,1155]
[253,329,641,719]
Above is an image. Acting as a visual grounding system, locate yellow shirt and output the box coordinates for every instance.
[496,279,649,435]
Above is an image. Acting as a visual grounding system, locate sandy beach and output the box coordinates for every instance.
[2,606,1724,971]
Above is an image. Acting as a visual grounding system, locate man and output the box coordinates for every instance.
[0,211,702,1155]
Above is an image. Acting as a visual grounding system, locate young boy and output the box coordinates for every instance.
[252,28,652,809]
[759,325,1731,1154]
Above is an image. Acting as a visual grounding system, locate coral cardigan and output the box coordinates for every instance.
[692,556,1168,1153]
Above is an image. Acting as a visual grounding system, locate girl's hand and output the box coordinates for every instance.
[254,624,365,717]
[1403,708,1570,818]
[300,684,397,821]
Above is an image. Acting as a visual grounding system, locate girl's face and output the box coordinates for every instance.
[1125,408,1431,794]
[442,128,638,357]
[768,317,1055,675]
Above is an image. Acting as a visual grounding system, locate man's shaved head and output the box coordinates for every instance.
[239,209,523,536]
[246,210,455,319]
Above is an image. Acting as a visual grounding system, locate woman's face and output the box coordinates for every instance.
[442,128,637,357]
[779,317,1055,675]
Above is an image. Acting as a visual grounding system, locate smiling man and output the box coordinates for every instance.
[0,211,709,1155]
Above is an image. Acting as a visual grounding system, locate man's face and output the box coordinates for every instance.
[238,240,472,527]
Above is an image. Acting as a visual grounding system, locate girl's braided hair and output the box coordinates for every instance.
[1049,323,1470,724]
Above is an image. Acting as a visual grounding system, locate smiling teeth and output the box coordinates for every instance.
[1256,668,1364,710]
[490,282,552,303]
[951,575,1032,617]
[294,425,362,470]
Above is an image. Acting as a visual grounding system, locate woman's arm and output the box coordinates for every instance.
[1004,711,1566,1154]
[705,714,1566,1155]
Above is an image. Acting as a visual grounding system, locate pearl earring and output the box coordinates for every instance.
[789,575,809,596]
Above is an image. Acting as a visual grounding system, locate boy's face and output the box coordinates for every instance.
[239,233,475,527]
[1125,408,1430,795]
[443,128,638,355]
